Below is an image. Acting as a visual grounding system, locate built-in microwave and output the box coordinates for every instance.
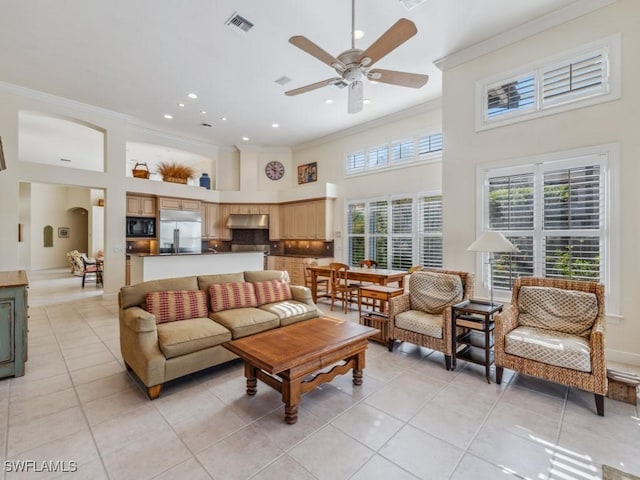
[126,217,156,238]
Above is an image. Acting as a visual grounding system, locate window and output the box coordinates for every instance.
[477,35,620,130]
[345,132,442,175]
[478,146,619,314]
[346,193,443,270]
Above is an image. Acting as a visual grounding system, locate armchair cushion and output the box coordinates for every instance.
[395,310,443,339]
[410,272,463,314]
[209,282,258,313]
[145,290,208,324]
[518,286,598,336]
[505,325,591,372]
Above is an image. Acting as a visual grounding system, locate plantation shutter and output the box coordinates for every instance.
[347,202,365,266]
[418,133,443,158]
[486,74,535,118]
[390,198,413,270]
[346,151,365,173]
[418,195,443,268]
[390,139,414,163]
[542,52,605,105]
[368,146,388,169]
[368,200,388,268]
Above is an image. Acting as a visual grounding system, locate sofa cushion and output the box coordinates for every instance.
[145,290,208,324]
[409,271,463,314]
[209,282,258,313]
[258,300,318,326]
[210,307,279,339]
[244,270,290,283]
[395,310,443,338]
[157,317,232,359]
[505,325,591,372]
[121,276,199,310]
[518,286,598,336]
[253,279,292,305]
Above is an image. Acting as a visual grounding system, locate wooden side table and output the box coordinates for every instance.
[451,300,503,383]
[358,285,404,345]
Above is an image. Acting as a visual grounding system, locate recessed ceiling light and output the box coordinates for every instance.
[200,110,207,115]
[325,99,334,104]
[363,99,372,105]
[242,136,249,141]
[353,29,365,40]
[163,114,173,119]
[369,80,379,85]
[187,93,198,99]
[220,116,228,121]
[271,123,279,128]
[177,103,185,107]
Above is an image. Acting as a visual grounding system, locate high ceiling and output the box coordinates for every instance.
[0,0,579,149]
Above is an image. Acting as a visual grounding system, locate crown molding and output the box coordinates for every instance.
[434,0,617,71]
[0,81,131,120]
[292,97,442,152]
[235,145,292,154]
[127,124,220,153]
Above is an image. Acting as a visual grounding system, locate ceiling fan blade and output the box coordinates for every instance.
[368,69,429,88]
[348,80,363,114]
[357,18,417,67]
[289,36,345,70]
[285,77,342,96]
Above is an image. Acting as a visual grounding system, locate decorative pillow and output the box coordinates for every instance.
[517,286,598,336]
[209,282,258,313]
[252,279,292,305]
[145,290,208,324]
[409,271,463,314]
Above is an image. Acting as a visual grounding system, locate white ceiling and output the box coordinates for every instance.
[1,0,579,149]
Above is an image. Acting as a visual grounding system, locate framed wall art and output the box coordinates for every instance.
[58,227,70,238]
[297,162,317,184]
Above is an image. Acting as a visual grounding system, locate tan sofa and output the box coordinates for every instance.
[118,270,320,399]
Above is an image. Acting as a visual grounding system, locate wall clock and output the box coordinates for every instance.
[265,160,285,180]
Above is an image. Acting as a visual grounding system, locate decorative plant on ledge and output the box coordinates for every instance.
[156,162,195,184]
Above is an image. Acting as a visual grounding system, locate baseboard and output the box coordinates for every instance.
[606,348,640,367]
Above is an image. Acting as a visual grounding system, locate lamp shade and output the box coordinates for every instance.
[467,231,519,253]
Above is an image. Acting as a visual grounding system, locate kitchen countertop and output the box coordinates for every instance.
[268,253,333,258]
[128,251,260,257]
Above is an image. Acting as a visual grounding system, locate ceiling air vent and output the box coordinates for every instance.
[399,0,427,11]
[274,76,292,86]
[225,12,254,32]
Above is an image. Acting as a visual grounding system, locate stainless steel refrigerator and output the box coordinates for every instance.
[159,209,202,254]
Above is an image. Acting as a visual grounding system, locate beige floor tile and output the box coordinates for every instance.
[379,424,463,479]
[82,386,148,426]
[250,454,316,480]
[64,350,118,372]
[254,405,325,451]
[8,388,79,423]
[9,373,73,400]
[288,425,373,480]
[197,424,284,480]
[327,369,386,401]
[297,383,359,423]
[450,453,525,479]
[6,407,88,457]
[73,372,139,404]
[331,403,404,451]
[60,342,111,360]
[151,458,212,480]
[350,454,420,480]
[364,371,446,422]
[69,360,124,385]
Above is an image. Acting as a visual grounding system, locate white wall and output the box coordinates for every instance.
[441,0,639,362]
[293,103,443,261]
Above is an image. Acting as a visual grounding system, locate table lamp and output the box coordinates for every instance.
[467,231,519,306]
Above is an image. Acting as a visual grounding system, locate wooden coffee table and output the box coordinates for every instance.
[223,317,378,424]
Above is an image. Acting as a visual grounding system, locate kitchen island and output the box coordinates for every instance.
[128,251,264,285]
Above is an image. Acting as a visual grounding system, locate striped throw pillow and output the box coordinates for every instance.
[209,282,258,313]
[253,279,292,305]
[145,290,208,324]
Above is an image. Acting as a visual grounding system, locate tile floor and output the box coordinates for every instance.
[1,268,638,479]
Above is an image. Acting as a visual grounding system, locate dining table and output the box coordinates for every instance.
[305,265,407,303]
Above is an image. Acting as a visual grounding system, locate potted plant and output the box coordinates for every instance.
[156,162,195,184]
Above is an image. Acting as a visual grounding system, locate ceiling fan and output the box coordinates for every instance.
[285,0,429,114]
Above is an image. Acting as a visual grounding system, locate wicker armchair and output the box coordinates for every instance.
[388,269,475,370]
[494,277,607,416]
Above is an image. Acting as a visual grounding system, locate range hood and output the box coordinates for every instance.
[226,213,269,229]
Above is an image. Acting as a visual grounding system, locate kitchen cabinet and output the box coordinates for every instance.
[219,204,232,240]
[279,199,334,240]
[0,271,28,379]
[269,205,280,240]
[126,195,156,217]
[201,203,220,239]
[158,197,201,211]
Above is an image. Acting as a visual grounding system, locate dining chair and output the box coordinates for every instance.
[303,258,328,298]
[358,259,378,269]
[81,255,102,288]
[329,262,359,313]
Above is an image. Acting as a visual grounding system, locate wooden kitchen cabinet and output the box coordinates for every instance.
[279,199,333,240]
[126,195,156,217]
[201,203,220,239]
[269,204,280,240]
[219,204,232,240]
[158,197,201,211]
[0,271,28,379]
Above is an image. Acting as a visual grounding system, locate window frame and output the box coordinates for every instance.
[474,144,621,318]
[475,34,621,131]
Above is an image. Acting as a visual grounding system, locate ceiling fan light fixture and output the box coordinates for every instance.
[360,57,372,67]
[353,29,365,40]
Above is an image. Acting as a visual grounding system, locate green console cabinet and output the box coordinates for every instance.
[0,271,28,378]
